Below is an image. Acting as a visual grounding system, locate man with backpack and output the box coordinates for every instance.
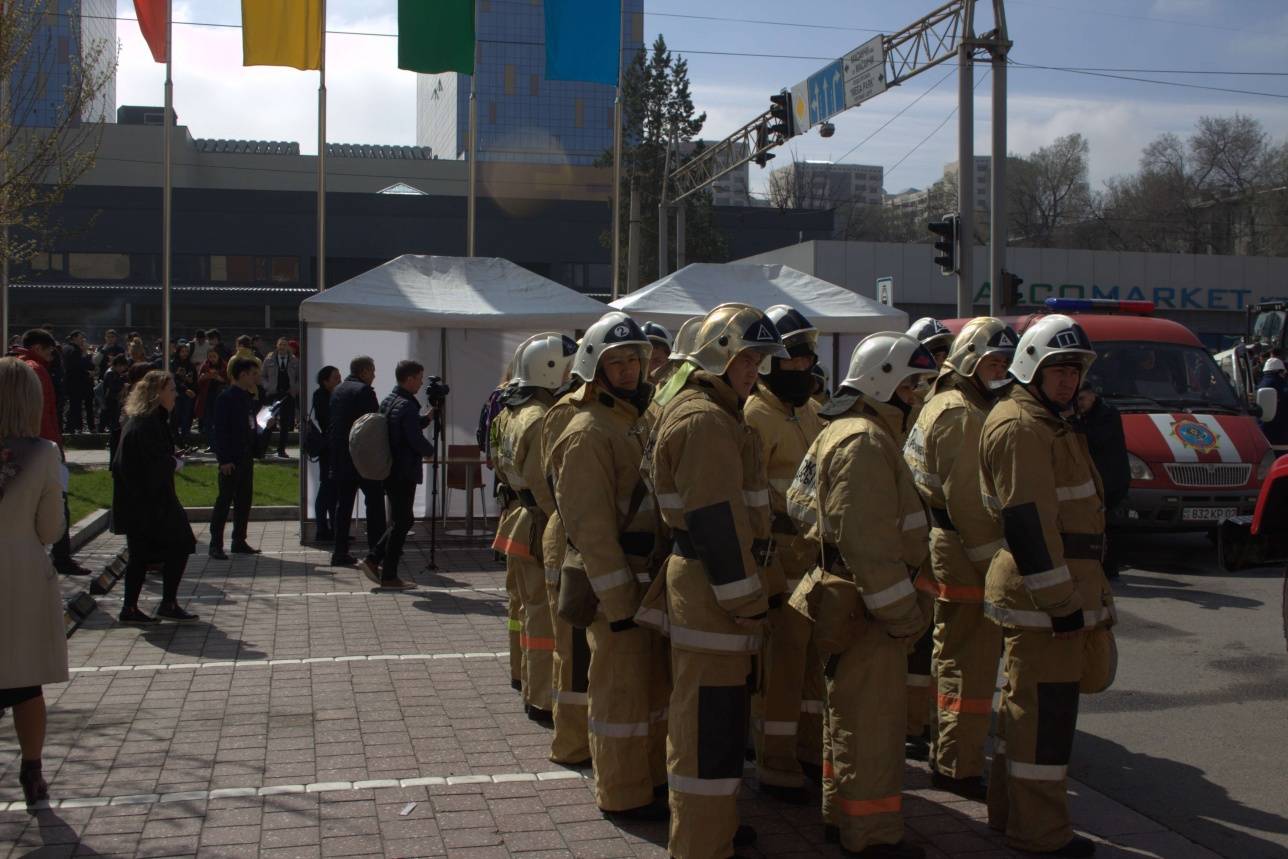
[329,356,386,569]
[360,360,437,589]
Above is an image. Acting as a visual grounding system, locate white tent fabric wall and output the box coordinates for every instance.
[299,256,610,534]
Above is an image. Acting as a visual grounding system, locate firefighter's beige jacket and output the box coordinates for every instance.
[549,384,657,625]
[786,395,928,639]
[903,375,1003,602]
[493,390,556,561]
[745,384,824,595]
[646,371,770,652]
[490,406,528,557]
[979,384,1114,631]
[538,389,584,587]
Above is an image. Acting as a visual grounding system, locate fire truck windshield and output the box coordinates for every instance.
[1086,343,1243,413]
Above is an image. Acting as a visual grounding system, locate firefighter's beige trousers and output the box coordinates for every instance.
[667,648,750,859]
[932,600,1001,778]
[514,553,554,711]
[546,575,590,764]
[586,618,667,811]
[823,632,908,854]
[505,559,524,688]
[753,602,811,787]
[906,627,934,738]
[987,627,1084,854]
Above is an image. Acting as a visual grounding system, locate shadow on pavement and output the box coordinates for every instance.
[1114,572,1265,611]
[16,808,103,857]
[1073,732,1288,859]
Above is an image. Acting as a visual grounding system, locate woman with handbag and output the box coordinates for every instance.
[112,370,200,625]
[0,357,70,805]
[312,365,341,541]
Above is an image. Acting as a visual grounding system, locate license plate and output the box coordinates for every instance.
[1182,507,1238,522]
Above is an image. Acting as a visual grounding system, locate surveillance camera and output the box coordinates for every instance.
[819,122,836,138]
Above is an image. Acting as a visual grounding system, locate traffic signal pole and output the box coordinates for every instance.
[988,0,1011,315]
[955,2,975,317]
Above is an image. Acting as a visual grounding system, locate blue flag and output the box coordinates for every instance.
[544,0,621,86]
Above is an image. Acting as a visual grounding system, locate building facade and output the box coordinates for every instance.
[768,161,884,210]
[416,0,645,165]
[14,0,115,128]
[941,157,991,213]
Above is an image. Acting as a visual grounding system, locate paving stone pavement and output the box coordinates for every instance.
[1,522,1218,858]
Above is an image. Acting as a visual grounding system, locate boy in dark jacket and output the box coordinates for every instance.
[103,355,129,467]
[209,356,273,559]
[363,360,437,589]
[328,356,386,568]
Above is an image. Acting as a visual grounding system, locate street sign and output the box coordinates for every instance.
[790,35,886,132]
[843,35,887,108]
[805,60,845,128]
[877,276,894,306]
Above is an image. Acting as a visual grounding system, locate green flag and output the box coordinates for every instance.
[398,0,475,75]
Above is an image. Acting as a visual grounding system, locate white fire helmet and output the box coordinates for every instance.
[944,317,1020,378]
[572,311,652,383]
[688,302,789,375]
[510,332,578,391]
[1008,314,1096,385]
[836,331,939,402]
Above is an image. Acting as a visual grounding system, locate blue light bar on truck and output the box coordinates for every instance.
[1044,297,1155,315]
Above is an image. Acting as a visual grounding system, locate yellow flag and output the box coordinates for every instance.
[242,0,324,71]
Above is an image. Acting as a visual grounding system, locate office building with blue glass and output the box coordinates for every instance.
[417,0,645,164]
[14,0,115,128]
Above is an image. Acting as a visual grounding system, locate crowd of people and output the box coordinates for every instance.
[474,305,1118,859]
[4,327,302,459]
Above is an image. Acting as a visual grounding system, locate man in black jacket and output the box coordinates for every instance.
[209,356,272,559]
[62,331,94,434]
[329,355,386,568]
[1076,382,1130,577]
[363,360,437,589]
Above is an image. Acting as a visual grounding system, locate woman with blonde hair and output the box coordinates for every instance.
[111,370,198,624]
[0,357,69,805]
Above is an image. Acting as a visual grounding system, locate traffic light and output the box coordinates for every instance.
[999,269,1024,309]
[753,123,775,168]
[928,214,958,275]
[768,90,796,140]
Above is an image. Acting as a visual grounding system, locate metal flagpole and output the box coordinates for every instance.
[989,0,1010,315]
[162,0,173,367]
[317,0,327,291]
[466,40,479,256]
[1,63,9,347]
[610,1,624,300]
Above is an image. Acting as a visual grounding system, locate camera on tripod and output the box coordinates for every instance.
[425,375,450,406]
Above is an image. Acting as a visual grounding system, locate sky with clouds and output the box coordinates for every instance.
[111,0,1288,198]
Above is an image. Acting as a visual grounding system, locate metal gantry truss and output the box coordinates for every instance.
[667,0,976,205]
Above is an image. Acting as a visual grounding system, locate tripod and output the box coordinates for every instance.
[425,401,446,571]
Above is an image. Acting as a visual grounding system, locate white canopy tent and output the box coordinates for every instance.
[609,262,909,383]
[298,255,610,537]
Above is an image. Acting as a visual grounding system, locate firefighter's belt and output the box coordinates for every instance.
[518,488,539,509]
[1061,532,1104,560]
[930,506,956,531]
[771,512,798,536]
[620,531,656,558]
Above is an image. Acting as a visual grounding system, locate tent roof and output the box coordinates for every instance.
[609,263,907,334]
[300,255,610,330]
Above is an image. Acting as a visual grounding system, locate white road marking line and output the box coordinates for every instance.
[0,769,592,813]
[69,652,509,674]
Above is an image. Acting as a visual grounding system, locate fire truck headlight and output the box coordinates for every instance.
[1129,453,1154,481]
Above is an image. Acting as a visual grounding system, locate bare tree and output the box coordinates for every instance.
[1007,133,1091,247]
[2,0,117,268]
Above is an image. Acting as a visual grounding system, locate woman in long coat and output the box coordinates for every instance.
[112,370,199,624]
[0,357,69,805]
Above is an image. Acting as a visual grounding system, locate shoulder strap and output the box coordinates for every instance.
[621,479,648,532]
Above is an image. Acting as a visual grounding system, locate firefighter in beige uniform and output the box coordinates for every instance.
[903,318,1018,800]
[902,317,955,759]
[643,303,786,859]
[550,312,669,819]
[744,305,826,800]
[490,399,525,692]
[539,379,591,765]
[980,314,1113,859]
[494,333,578,723]
[785,332,938,859]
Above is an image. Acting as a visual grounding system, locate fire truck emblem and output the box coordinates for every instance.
[1171,418,1218,453]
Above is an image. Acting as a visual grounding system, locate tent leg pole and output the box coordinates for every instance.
[299,320,309,550]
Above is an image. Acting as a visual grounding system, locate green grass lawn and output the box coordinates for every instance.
[67,462,300,525]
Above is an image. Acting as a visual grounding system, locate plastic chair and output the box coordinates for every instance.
[444,443,489,535]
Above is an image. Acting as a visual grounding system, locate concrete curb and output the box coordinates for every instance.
[69,509,111,553]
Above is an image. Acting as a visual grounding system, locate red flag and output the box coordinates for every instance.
[134,0,168,63]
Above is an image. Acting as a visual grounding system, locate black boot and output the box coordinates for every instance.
[19,759,48,805]
[842,841,926,858]
[931,770,987,801]
[1036,835,1097,857]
